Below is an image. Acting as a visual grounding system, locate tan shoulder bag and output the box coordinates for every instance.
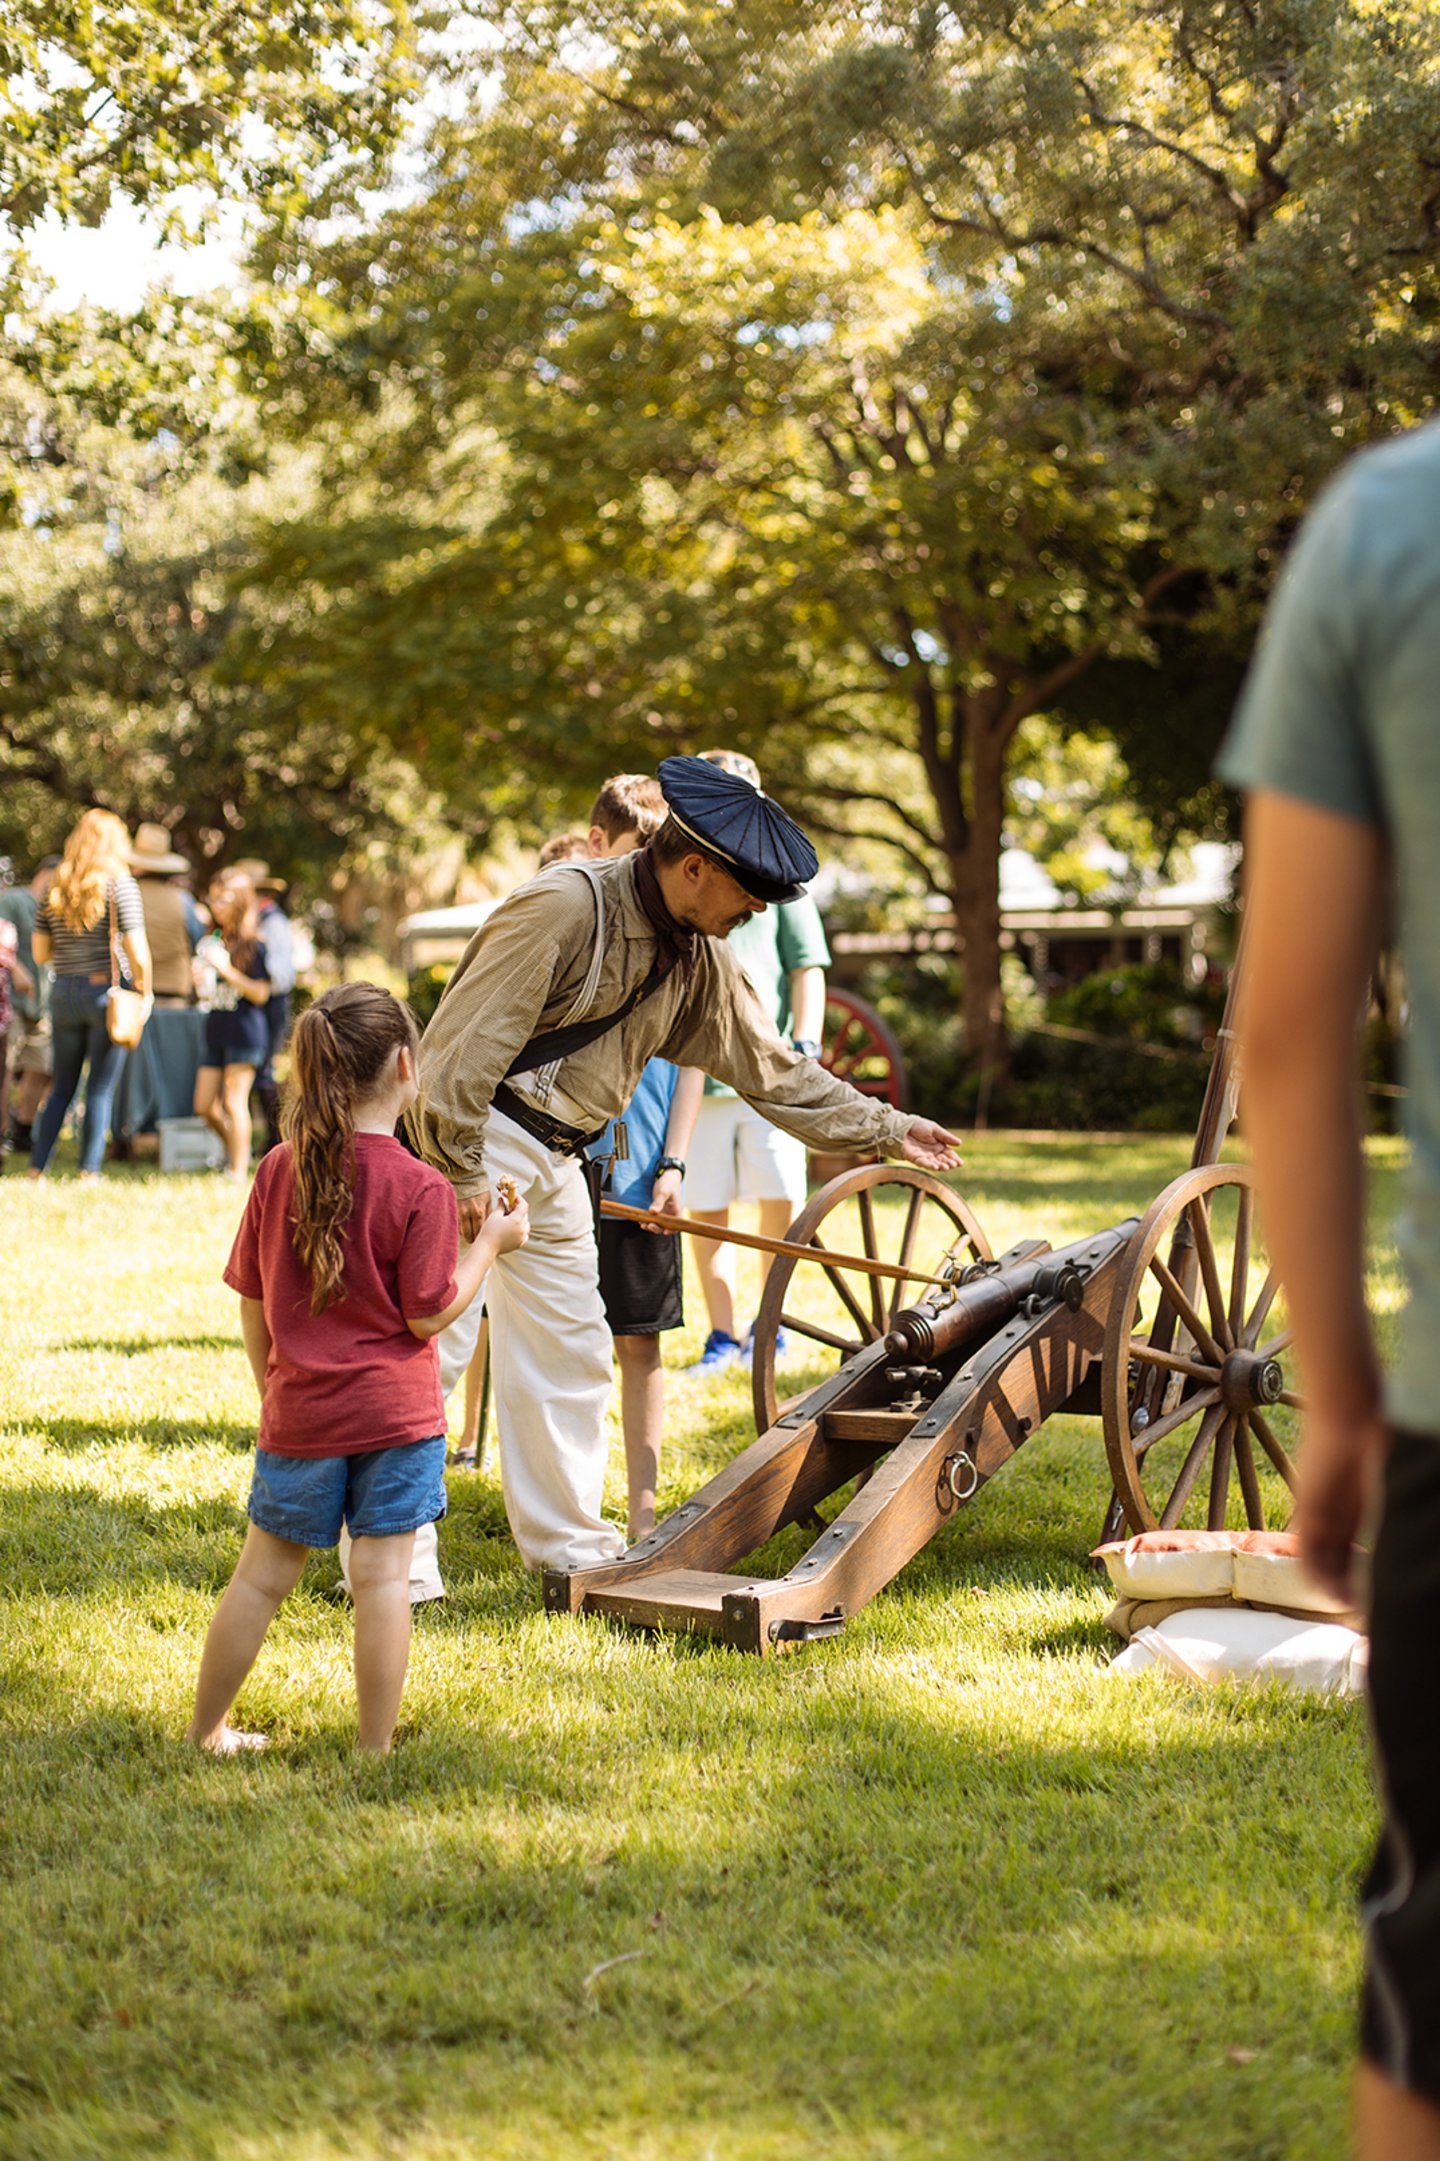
[106,883,148,1048]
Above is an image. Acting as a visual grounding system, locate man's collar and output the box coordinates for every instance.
[629,846,697,983]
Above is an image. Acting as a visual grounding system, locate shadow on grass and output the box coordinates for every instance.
[1022,1611,1116,1660]
[0,1640,1365,2161]
[60,1335,242,1358]
[0,1460,532,1609]
[0,1478,253,1594]
[23,1412,254,1454]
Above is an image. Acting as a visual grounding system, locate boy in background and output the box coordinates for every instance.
[684,749,830,1373]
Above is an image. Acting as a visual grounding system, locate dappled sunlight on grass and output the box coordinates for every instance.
[0,1137,1402,2158]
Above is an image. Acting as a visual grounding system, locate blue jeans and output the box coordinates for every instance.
[31,976,130,1175]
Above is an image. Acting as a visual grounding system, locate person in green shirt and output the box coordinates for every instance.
[1219,416,1440,2161]
[683,750,830,1375]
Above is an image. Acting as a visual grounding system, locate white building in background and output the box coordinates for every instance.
[824,842,1239,993]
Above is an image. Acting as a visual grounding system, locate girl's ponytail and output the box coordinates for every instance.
[281,984,420,1313]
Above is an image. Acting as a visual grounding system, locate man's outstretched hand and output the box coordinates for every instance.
[900,1120,964,1172]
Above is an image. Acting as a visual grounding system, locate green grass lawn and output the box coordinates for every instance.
[0,1135,1404,2161]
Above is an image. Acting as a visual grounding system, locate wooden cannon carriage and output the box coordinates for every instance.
[543,960,1301,1653]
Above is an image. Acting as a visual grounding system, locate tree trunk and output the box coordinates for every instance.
[948,720,1010,1114]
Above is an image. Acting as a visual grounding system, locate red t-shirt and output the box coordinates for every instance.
[224,1134,460,1457]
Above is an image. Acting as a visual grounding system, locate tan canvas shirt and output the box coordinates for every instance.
[137,880,195,1002]
[412,858,914,1200]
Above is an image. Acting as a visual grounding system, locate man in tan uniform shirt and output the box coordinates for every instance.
[408,758,961,1579]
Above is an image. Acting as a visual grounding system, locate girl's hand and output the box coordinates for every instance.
[483,1192,530,1256]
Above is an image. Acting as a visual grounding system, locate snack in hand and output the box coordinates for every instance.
[496,1175,519,1215]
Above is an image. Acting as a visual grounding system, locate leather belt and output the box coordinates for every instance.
[491,1082,608,1159]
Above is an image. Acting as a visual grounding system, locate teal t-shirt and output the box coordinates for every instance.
[1217,417,1440,1429]
[704,893,831,1100]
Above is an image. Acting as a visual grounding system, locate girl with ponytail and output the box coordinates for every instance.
[188,982,528,1755]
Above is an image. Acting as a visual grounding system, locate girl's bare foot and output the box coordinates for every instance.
[76,1172,101,1186]
[191,1725,269,1754]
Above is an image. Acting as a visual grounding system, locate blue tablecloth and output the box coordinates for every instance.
[114,1007,207,1136]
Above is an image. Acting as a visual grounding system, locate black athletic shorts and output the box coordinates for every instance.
[597,1214,683,1337]
[1360,1428,1440,2104]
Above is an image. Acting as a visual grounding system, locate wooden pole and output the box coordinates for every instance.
[598,1196,956,1291]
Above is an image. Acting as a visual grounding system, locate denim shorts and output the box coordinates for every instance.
[248,1435,448,1548]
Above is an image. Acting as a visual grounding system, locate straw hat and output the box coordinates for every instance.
[129,822,190,876]
[230,856,287,894]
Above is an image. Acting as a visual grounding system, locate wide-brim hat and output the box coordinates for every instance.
[229,856,287,894]
[658,755,818,904]
[129,822,189,876]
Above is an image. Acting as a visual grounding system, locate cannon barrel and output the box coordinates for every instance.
[885,1241,1086,1363]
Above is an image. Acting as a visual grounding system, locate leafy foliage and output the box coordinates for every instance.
[0,1,416,236]
[233,0,1440,1061]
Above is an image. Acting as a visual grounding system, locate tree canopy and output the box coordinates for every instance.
[1,1,415,237]
[6,4,1439,1051]
[230,0,1440,1056]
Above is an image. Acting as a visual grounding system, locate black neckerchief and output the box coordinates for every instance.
[631,845,697,984]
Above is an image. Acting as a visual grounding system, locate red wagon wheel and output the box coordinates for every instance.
[749,1164,992,1433]
[1101,1163,1302,1534]
[821,990,908,1110]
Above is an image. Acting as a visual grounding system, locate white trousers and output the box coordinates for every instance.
[340,1108,625,1598]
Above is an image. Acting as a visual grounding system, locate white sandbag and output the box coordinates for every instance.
[1108,1606,1367,1697]
[1094,1535,1238,1602]
[1230,1545,1354,1618]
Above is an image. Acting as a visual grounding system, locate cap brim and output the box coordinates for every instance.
[678,832,803,904]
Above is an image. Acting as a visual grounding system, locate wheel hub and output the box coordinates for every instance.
[1220,1347,1284,1411]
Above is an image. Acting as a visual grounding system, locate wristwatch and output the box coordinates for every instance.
[655,1156,687,1178]
[791,1037,821,1059]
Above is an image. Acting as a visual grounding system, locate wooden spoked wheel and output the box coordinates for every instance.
[749,1164,992,1434]
[821,990,909,1110]
[1101,1163,1301,1534]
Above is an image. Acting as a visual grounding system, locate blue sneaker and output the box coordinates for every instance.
[740,1324,787,1368]
[687,1329,742,1375]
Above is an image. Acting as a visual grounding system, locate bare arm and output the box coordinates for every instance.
[239,1297,272,1398]
[32,928,52,965]
[406,1194,530,1339]
[646,1064,705,1231]
[120,928,153,1001]
[1239,790,1387,1600]
[216,953,269,1004]
[788,964,826,1044]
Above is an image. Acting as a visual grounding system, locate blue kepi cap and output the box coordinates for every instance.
[658,756,819,904]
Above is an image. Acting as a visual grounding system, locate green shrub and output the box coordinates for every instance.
[407,963,452,1030]
[837,955,1219,1130]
